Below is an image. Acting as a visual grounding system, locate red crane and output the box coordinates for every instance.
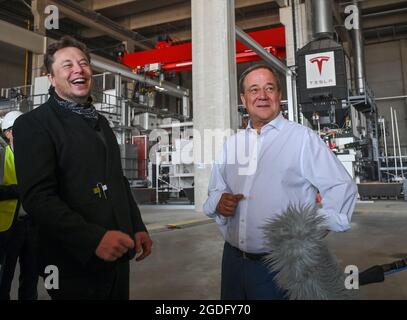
[119,26,286,73]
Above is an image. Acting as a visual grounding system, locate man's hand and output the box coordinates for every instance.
[135,231,153,261]
[216,193,244,217]
[95,230,134,261]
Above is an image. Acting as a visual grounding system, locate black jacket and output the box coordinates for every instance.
[13,97,147,277]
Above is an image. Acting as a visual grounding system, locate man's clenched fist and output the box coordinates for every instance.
[95,230,135,261]
[216,193,244,217]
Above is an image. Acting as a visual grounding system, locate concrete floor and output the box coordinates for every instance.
[9,201,407,300]
[326,201,407,300]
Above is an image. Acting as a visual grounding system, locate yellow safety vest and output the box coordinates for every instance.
[0,145,18,232]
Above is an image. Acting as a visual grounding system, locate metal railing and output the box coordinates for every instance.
[93,91,123,120]
[0,85,33,100]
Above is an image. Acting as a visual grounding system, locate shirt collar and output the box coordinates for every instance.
[246,112,285,133]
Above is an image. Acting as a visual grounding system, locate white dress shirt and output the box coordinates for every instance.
[203,112,358,254]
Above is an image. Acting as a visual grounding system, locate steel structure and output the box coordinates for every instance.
[120,27,286,73]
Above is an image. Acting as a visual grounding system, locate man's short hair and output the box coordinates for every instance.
[44,36,91,74]
[239,64,282,94]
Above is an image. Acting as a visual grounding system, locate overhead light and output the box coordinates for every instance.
[154,86,166,92]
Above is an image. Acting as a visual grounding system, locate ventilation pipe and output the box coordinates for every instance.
[352,0,366,95]
[311,0,334,39]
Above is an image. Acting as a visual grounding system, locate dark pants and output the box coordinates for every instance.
[0,230,11,285]
[221,242,287,300]
[46,260,130,300]
[0,253,4,285]
[0,217,39,300]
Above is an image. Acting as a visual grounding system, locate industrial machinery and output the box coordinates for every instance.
[294,0,405,200]
[296,23,376,183]
[2,6,404,204]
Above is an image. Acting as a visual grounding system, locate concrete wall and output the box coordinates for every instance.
[365,40,407,155]
[0,41,26,91]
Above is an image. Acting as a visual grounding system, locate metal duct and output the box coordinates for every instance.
[311,0,333,39]
[352,1,365,95]
[90,54,189,98]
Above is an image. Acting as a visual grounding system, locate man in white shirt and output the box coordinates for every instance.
[203,64,358,299]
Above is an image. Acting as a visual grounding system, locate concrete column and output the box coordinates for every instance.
[280,2,311,66]
[192,0,238,212]
[31,0,48,80]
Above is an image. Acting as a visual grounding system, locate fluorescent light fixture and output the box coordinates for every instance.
[154,86,166,92]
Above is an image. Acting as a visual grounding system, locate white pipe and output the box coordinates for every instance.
[381,117,390,181]
[394,109,405,179]
[159,121,194,129]
[286,73,296,122]
[102,73,106,91]
[91,54,189,98]
[390,107,398,178]
[362,7,407,18]
[376,95,407,101]
[156,151,160,204]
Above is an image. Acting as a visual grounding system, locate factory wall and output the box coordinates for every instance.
[0,42,26,92]
[365,40,407,154]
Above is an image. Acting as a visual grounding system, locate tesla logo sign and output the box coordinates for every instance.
[310,56,330,75]
[306,51,336,89]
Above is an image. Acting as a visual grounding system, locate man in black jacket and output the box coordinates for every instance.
[13,36,152,300]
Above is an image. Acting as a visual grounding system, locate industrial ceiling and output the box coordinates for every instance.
[0,0,406,60]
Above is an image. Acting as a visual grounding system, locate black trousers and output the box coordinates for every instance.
[0,218,39,300]
[0,230,11,285]
[46,260,130,300]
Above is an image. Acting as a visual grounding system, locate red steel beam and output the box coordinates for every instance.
[120,26,286,72]
[160,46,286,72]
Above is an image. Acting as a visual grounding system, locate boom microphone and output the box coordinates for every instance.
[261,205,356,300]
[359,258,407,286]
